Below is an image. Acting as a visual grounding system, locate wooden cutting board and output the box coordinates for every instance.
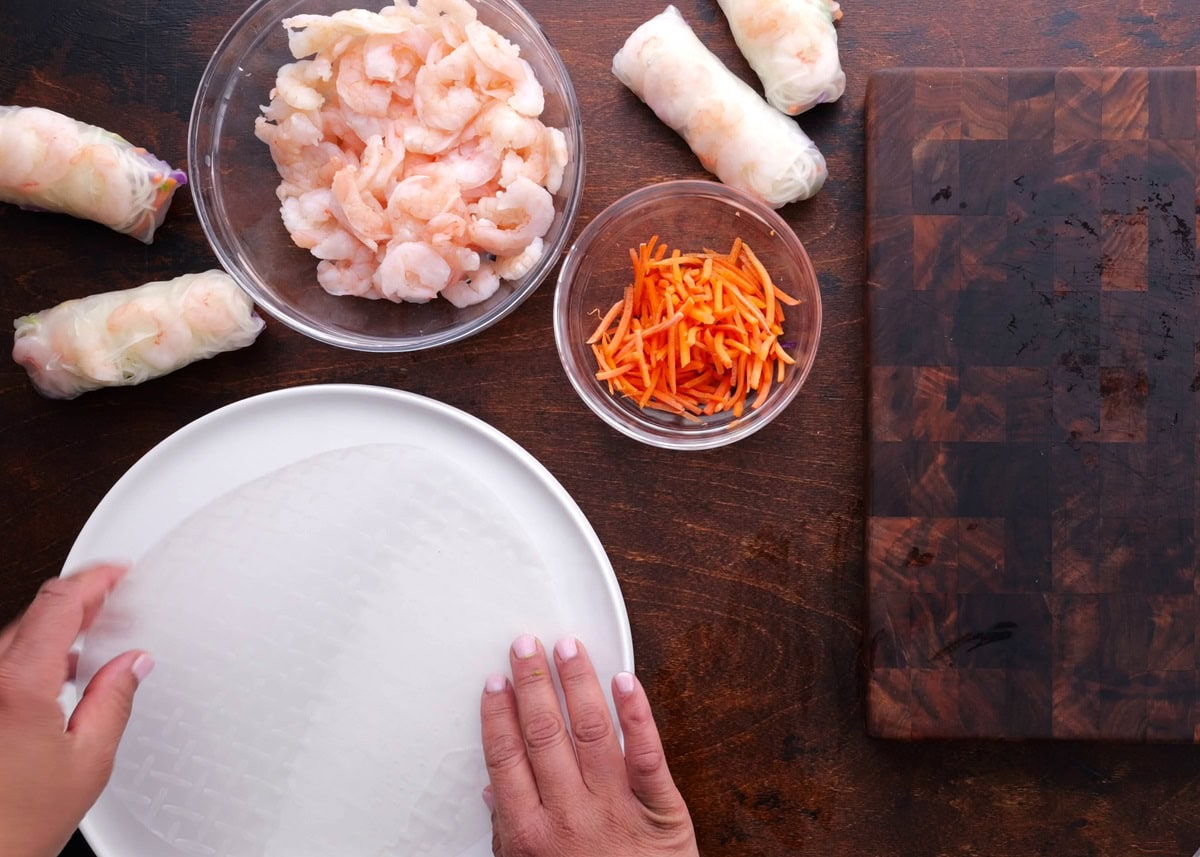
[865,67,1200,740]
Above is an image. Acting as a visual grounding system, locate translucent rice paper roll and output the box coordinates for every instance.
[12,271,264,399]
[717,0,846,116]
[0,106,186,243]
[613,5,827,208]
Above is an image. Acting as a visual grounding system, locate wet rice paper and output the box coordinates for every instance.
[0,106,186,243]
[612,5,827,208]
[717,0,845,116]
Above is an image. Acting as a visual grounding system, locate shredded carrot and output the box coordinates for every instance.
[586,238,801,419]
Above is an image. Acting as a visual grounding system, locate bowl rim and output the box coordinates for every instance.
[188,0,585,353]
[552,179,823,451]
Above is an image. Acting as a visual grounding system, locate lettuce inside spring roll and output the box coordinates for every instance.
[717,0,846,116]
[0,106,186,244]
[613,5,827,208]
[12,271,264,400]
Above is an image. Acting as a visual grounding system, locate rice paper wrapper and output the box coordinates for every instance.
[0,105,186,243]
[12,270,263,399]
[716,0,846,116]
[612,6,827,208]
[77,443,569,857]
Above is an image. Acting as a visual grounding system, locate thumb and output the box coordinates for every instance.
[68,650,154,774]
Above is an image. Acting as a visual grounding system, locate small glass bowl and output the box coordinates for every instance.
[189,0,584,352]
[553,181,822,450]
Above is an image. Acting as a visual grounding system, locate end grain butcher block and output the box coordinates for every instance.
[865,67,1200,741]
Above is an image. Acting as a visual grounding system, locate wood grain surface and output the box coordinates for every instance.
[1,0,1199,855]
[865,67,1200,741]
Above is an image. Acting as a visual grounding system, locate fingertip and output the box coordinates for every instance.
[613,671,637,698]
[553,636,578,661]
[67,560,131,588]
[484,673,508,695]
[131,651,155,684]
[511,633,538,660]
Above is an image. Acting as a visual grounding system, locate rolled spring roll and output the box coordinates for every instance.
[717,0,846,116]
[12,271,264,400]
[0,106,186,244]
[613,6,826,208]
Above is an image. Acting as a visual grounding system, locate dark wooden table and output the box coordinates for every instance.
[2,1,1199,854]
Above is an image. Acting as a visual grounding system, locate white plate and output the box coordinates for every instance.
[65,384,633,857]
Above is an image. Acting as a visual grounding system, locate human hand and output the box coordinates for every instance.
[0,563,153,857]
[481,635,699,857]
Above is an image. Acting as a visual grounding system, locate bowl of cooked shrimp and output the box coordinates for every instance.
[190,0,584,352]
[554,181,823,450]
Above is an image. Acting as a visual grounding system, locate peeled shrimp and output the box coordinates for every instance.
[331,166,390,249]
[493,236,545,281]
[374,241,453,302]
[258,0,572,305]
[442,263,500,308]
[414,44,486,132]
[469,177,555,257]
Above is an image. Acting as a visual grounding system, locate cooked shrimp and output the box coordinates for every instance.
[497,124,567,191]
[317,246,379,298]
[262,1,571,305]
[336,48,394,117]
[465,21,525,82]
[422,140,501,191]
[274,62,325,112]
[468,176,555,256]
[280,189,337,249]
[284,10,408,58]
[180,276,250,341]
[493,236,545,281]
[355,133,405,199]
[387,171,463,222]
[471,102,541,152]
[107,297,192,372]
[362,34,402,82]
[403,122,464,155]
[507,59,545,117]
[331,166,390,249]
[441,263,500,308]
[545,128,569,194]
[414,44,486,132]
[373,241,453,302]
[416,0,477,30]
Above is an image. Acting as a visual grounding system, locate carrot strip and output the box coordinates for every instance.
[773,284,802,306]
[586,237,794,420]
[587,299,625,345]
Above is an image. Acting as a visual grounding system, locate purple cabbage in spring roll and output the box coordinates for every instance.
[13,271,264,399]
[0,106,186,243]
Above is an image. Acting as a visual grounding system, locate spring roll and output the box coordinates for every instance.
[717,0,846,116]
[613,6,826,208]
[13,271,264,400]
[0,106,186,244]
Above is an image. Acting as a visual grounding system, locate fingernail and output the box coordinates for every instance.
[614,672,635,696]
[512,634,538,659]
[484,673,507,694]
[131,653,155,683]
[482,786,495,812]
[554,636,578,661]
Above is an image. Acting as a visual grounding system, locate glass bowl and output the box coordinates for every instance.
[553,181,822,450]
[189,0,584,352]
